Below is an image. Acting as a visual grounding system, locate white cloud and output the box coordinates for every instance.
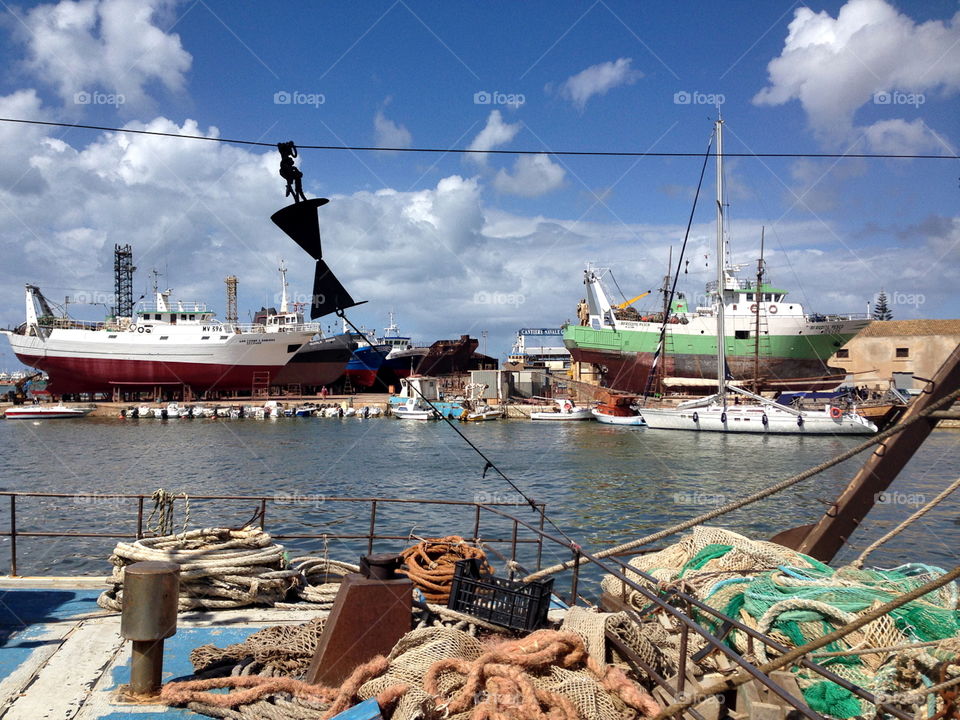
[558,58,642,110]
[0,111,957,371]
[493,153,565,197]
[17,0,192,109]
[754,0,960,147]
[373,109,412,149]
[859,118,950,155]
[466,110,521,165]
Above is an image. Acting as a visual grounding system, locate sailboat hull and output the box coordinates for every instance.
[639,404,877,434]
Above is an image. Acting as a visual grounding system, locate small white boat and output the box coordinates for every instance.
[592,404,646,426]
[394,398,439,420]
[4,404,93,420]
[530,398,593,421]
[135,404,152,417]
[462,404,502,422]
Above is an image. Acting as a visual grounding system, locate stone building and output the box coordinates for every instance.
[829,319,960,391]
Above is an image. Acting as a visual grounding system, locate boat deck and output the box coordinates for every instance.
[0,577,319,720]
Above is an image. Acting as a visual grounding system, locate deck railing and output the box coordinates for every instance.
[0,492,546,579]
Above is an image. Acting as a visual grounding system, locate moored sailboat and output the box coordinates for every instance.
[638,119,877,435]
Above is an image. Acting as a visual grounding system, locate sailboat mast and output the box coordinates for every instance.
[715,118,726,401]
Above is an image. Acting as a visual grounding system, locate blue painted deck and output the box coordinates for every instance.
[0,581,323,720]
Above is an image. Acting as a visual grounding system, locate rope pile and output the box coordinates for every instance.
[399,535,491,603]
[162,625,661,720]
[98,527,299,611]
[602,526,960,719]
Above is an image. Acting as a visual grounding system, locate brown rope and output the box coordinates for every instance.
[399,535,490,603]
[423,629,660,718]
[160,655,406,720]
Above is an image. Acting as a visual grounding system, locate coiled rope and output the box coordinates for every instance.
[398,535,490,603]
[97,527,299,611]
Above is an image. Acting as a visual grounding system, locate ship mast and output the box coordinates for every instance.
[278,260,289,314]
[714,118,726,403]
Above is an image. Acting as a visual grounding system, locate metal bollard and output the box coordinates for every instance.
[119,561,180,696]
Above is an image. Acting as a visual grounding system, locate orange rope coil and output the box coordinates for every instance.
[399,535,491,603]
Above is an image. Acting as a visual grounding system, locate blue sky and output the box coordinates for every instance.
[0,0,958,368]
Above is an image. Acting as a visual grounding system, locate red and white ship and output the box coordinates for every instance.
[2,284,316,395]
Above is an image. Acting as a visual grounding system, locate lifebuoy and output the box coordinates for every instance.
[829,406,842,419]
[750,304,758,313]
[769,305,778,314]
[692,411,699,423]
[137,326,144,333]
[564,401,573,412]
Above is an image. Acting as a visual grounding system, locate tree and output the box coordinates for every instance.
[873,290,893,321]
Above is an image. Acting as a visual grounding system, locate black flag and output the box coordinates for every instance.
[270,198,364,319]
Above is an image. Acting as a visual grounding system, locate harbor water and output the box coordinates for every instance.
[0,416,957,582]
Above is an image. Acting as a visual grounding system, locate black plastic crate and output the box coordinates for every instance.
[447,558,554,632]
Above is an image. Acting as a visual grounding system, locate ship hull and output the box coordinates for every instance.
[564,319,864,393]
[416,335,478,376]
[4,328,310,394]
[344,344,388,389]
[9,353,287,394]
[273,335,353,389]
